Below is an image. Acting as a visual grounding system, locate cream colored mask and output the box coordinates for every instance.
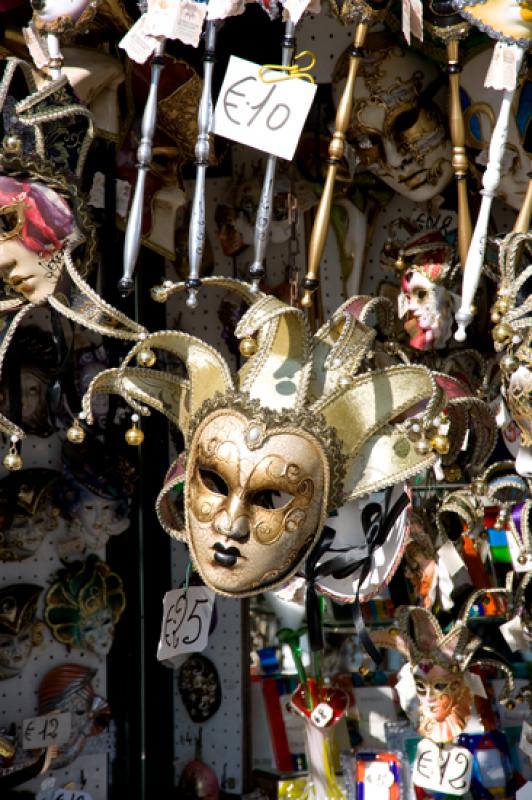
[79,280,450,597]
[333,33,453,202]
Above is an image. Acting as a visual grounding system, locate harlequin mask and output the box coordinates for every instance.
[38,664,110,769]
[80,279,451,597]
[373,604,514,744]
[44,555,125,656]
[395,232,460,351]
[0,583,42,680]
[333,33,453,201]
[0,469,59,561]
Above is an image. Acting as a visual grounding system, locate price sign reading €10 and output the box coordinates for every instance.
[212,56,317,161]
[22,712,71,750]
[157,586,215,662]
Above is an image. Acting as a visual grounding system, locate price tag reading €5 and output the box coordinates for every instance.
[157,586,214,661]
[413,739,473,796]
[212,55,317,161]
[22,712,71,750]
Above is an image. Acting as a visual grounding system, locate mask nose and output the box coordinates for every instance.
[214,495,250,541]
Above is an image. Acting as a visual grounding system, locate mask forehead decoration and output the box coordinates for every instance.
[78,276,487,597]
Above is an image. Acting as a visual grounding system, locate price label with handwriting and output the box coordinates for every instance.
[22,712,71,750]
[50,792,92,800]
[413,739,473,796]
[157,586,214,661]
[212,56,317,161]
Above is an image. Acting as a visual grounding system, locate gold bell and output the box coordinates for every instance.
[501,354,519,374]
[239,336,257,358]
[3,134,22,154]
[3,443,22,471]
[490,309,501,324]
[394,250,406,272]
[492,323,514,345]
[518,554,528,565]
[414,438,430,456]
[430,434,450,455]
[358,664,370,677]
[495,297,510,315]
[125,415,144,446]
[136,347,156,368]
[66,418,86,444]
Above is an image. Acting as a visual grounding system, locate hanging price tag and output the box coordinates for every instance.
[484,42,521,91]
[157,586,214,662]
[364,761,395,800]
[22,712,71,750]
[310,703,333,727]
[413,739,473,796]
[50,792,92,800]
[212,56,317,161]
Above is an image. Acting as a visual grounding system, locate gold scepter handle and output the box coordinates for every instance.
[447,38,472,269]
[300,22,368,308]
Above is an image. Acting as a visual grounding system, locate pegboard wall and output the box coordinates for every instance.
[0,419,110,800]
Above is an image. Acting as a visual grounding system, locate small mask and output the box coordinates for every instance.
[0,469,59,561]
[375,606,514,744]
[44,555,125,657]
[55,439,135,559]
[30,0,98,33]
[0,583,43,680]
[178,654,222,723]
[38,664,110,769]
[333,33,453,202]
[507,365,532,447]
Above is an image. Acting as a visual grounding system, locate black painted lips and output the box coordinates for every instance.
[213,542,241,567]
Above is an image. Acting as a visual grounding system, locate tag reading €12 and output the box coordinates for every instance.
[22,712,71,750]
[413,739,473,796]
[157,586,214,662]
[50,791,93,800]
[212,55,317,161]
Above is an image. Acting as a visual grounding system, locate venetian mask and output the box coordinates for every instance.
[55,440,134,559]
[77,279,455,597]
[399,268,459,350]
[0,469,59,561]
[178,654,222,723]
[30,0,98,32]
[333,33,453,201]
[44,555,125,657]
[460,48,531,212]
[374,606,514,744]
[0,584,42,680]
[38,664,110,769]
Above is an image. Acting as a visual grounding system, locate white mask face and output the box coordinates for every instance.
[461,48,531,212]
[333,36,453,201]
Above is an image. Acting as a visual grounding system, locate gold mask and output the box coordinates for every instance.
[79,278,483,597]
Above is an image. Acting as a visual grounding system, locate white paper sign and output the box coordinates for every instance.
[22,712,71,750]
[51,792,92,800]
[518,782,532,799]
[212,56,317,161]
[157,586,214,661]
[520,721,532,761]
[311,703,333,728]
[364,761,395,800]
[484,41,521,91]
[413,739,473,796]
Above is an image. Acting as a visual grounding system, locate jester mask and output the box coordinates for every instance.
[77,277,472,598]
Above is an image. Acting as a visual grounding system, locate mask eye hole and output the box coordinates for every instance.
[199,468,229,496]
[393,107,420,135]
[433,682,448,692]
[248,489,294,510]
[414,289,428,301]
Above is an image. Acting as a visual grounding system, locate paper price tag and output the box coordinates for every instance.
[518,784,532,800]
[116,179,132,219]
[500,614,527,651]
[51,792,92,800]
[364,761,395,800]
[520,722,532,761]
[207,0,245,20]
[22,712,71,750]
[119,17,158,64]
[413,739,473,796]
[311,703,333,727]
[485,42,521,91]
[212,56,317,161]
[157,586,214,661]
[23,23,49,70]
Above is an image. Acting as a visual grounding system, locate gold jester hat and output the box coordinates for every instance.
[81,278,448,597]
